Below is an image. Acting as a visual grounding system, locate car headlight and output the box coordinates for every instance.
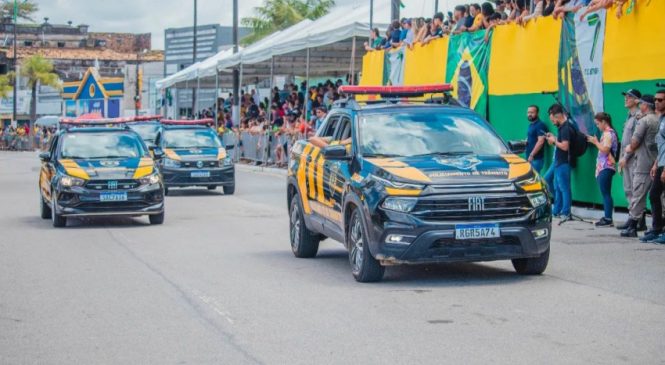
[527,192,548,208]
[516,175,544,192]
[163,158,180,168]
[139,172,161,185]
[61,175,85,187]
[382,197,418,213]
[370,174,424,190]
[222,157,233,166]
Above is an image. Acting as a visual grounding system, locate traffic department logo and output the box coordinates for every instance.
[468,196,485,212]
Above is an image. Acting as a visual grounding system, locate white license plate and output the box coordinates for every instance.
[99,192,127,202]
[191,171,210,178]
[455,224,500,240]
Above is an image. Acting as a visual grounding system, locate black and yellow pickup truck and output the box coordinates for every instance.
[286,85,551,282]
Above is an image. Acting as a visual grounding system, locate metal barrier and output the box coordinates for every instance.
[221,130,306,167]
[0,133,38,151]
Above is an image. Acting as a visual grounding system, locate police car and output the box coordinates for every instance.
[126,115,163,149]
[153,119,235,195]
[286,85,552,282]
[39,118,165,227]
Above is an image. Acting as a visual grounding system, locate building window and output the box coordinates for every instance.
[24,40,33,47]
[57,41,65,48]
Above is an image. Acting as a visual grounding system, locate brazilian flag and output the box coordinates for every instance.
[445,30,491,118]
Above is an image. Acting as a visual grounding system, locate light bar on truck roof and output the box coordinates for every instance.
[338,84,453,97]
[59,117,135,126]
[160,119,214,126]
[131,115,163,122]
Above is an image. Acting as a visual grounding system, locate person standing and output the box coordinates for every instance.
[525,105,549,173]
[545,104,572,222]
[616,89,643,230]
[642,90,665,243]
[621,95,659,237]
[587,112,618,227]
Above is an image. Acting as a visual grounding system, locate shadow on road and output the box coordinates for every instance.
[165,188,226,197]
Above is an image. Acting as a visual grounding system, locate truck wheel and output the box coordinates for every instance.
[347,209,385,282]
[40,194,52,219]
[51,193,66,228]
[223,185,235,195]
[289,196,319,258]
[512,248,549,275]
[149,211,165,225]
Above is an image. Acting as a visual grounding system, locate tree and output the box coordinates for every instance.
[1,0,39,21]
[241,0,335,45]
[0,74,12,99]
[20,55,60,122]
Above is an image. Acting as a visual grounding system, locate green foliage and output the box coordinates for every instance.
[241,0,335,45]
[1,0,39,21]
[20,55,60,90]
[0,74,12,99]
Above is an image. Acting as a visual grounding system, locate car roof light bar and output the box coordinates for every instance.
[338,84,453,98]
[160,119,214,126]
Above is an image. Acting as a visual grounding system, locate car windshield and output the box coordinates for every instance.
[358,111,508,157]
[60,132,145,159]
[129,123,160,142]
[163,128,221,149]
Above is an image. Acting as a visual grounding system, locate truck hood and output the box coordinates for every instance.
[59,157,155,180]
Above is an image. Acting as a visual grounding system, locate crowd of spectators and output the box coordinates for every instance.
[0,124,54,151]
[365,0,636,50]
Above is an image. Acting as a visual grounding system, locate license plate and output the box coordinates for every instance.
[191,171,210,178]
[99,192,127,202]
[455,223,500,240]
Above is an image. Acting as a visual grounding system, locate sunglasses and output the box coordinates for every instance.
[656,98,665,103]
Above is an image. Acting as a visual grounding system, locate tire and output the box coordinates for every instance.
[40,194,52,219]
[223,185,235,195]
[347,208,385,283]
[207,185,217,190]
[51,192,66,228]
[289,196,319,258]
[149,211,165,225]
[512,248,550,275]
[164,187,170,196]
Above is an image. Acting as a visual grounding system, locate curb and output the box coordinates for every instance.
[235,163,288,176]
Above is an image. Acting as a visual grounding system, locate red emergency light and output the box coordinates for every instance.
[59,116,135,126]
[338,84,453,97]
[160,118,215,126]
[132,115,163,122]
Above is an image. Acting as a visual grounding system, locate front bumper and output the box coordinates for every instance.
[54,183,164,217]
[162,165,235,187]
[366,207,551,265]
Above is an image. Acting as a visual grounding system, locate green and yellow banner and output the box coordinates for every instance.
[445,31,491,118]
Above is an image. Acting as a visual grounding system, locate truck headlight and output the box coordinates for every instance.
[382,197,418,213]
[139,172,161,185]
[61,175,85,187]
[527,192,547,208]
[223,157,233,166]
[163,158,180,168]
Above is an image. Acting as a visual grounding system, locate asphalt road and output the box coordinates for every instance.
[1,151,664,365]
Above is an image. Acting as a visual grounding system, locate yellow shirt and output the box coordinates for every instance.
[472,14,484,29]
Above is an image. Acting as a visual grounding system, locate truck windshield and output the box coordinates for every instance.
[163,129,221,149]
[358,111,508,157]
[60,132,145,159]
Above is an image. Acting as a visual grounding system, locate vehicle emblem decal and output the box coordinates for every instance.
[196,161,204,169]
[100,160,120,167]
[189,149,202,154]
[468,196,485,211]
[435,156,481,170]
[107,180,118,190]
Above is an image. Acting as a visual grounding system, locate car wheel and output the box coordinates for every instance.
[347,208,385,283]
[51,192,66,228]
[40,194,52,219]
[223,185,235,195]
[289,196,319,258]
[512,248,549,275]
[207,185,217,190]
[149,211,165,225]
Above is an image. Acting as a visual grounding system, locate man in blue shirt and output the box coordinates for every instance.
[525,105,549,173]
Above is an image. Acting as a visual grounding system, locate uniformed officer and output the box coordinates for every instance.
[641,90,665,243]
[621,95,660,237]
[616,89,644,230]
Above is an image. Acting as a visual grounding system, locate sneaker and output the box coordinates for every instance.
[559,215,572,224]
[651,234,665,244]
[595,218,613,227]
[640,230,661,242]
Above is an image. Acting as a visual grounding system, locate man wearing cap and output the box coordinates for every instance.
[621,95,659,237]
[616,89,644,230]
[401,19,415,49]
[642,90,665,243]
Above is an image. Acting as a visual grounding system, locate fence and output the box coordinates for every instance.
[0,132,43,151]
[220,130,306,167]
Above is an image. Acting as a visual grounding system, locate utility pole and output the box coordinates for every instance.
[391,0,400,22]
[191,0,198,117]
[435,0,439,13]
[369,0,374,29]
[135,52,140,116]
[232,0,239,126]
[12,0,18,124]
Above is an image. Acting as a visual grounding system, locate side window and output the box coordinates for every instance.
[318,115,340,138]
[154,132,162,147]
[49,135,60,159]
[335,116,352,141]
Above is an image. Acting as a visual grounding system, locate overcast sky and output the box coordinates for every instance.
[34,0,468,50]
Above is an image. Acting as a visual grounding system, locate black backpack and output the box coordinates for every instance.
[567,121,588,159]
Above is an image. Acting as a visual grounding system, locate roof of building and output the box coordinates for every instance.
[3,47,164,62]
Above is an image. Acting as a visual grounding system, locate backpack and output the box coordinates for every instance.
[567,121,588,159]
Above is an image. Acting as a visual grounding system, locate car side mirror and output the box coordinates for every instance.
[152,147,164,159]
[39,152,50,162]
[508,140,527,155]
[323,145,350,160]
